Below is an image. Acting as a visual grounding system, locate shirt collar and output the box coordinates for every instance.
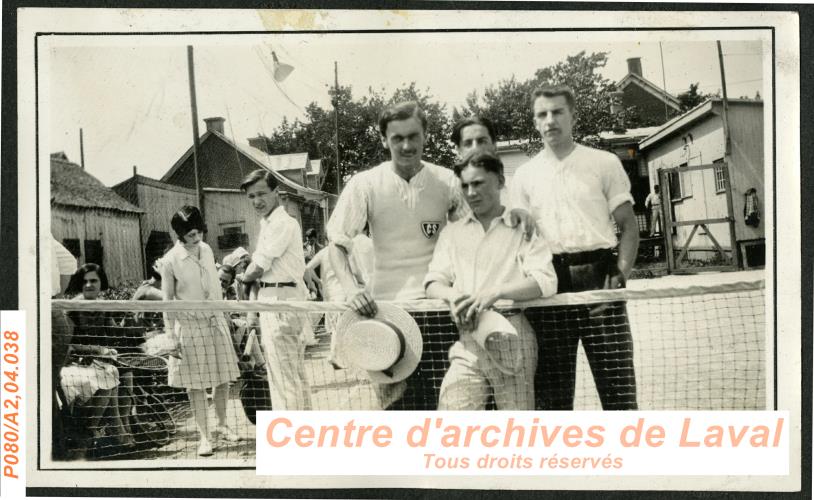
[175,240,204,261]
[263,205,286,224]
[390,161,427,185]
[463,206,512,228]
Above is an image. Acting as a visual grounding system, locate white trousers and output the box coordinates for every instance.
[257,287,312,411]
[438,313,537,410]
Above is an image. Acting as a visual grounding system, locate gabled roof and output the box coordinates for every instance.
[240,150,309,172]
[599,126,662,142]
[160,130,330,200]
[617,73,682,111]
[51,157,144,214]
[638,97,763,150]
[112,174,197,196]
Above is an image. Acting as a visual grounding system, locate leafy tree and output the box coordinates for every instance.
[456,51,644,156]
[254,83,456,194]
[677,82,714,111]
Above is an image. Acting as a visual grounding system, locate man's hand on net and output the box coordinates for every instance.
[463,287,502,328]
[348,290,378,317]
[304,268,322,296]
[445,293,473,331]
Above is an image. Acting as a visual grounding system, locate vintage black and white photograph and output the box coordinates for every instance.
[15,6,800,493]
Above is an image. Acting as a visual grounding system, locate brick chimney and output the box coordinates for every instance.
[626,57,643,77]
[204,117,225,135]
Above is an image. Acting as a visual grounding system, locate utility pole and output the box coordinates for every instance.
[79,128,85,169]
[333,61,341,194]
[187,45,205,221]
[716,41,731,156]
[659,42,669,123]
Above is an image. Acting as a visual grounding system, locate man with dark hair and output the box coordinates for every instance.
[510,84,640,411]
[327,100,467,409]
[236,168,311,410]
[425,150,557,410]
[451,116,498,158]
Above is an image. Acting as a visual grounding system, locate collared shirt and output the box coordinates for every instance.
[645,192,661,209]
[423,208,558,299]
[509,144,634,254]
[253,205,306,289]
[326,160,468,250]
[161,241,222,301]
[326,160,468,300]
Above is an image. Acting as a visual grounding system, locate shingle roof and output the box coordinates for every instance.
[51,157,144,214]
[160,130,330,199]
[617,73,682,110]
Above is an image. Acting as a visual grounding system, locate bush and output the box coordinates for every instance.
[101,281,142,300]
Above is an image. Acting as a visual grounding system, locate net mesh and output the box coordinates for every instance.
[47,280,766,462]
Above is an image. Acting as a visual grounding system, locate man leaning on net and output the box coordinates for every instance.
[510,84,640,411]
[424,150,557,410]
[326,101,469,410]
[236,169,312,411]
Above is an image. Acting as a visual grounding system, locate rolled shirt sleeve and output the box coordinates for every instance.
[423,225,456,289]
[604,156,635,213]
[519,235,558,298]
[326,174,369,251]
[253,217,296,272]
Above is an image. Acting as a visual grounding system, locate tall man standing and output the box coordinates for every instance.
[237,169,312,411]
[510,85,640,410]
[327,101,467,410]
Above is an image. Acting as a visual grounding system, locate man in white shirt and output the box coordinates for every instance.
[326,101,467,410]
[645,184,662,237]
[425,151,557,410]
[510,84,640,410]
[237,169,311,411]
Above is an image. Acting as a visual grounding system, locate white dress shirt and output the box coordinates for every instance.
[424,208,558,299]
[253,205,306,289]
[510,144,634,254]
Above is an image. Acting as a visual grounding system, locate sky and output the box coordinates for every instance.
[46,32,766,187]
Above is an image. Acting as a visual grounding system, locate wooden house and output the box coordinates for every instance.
[159,117,336,263]
[50,155,144,286]
[639,98,765,267]
[616,57,683,126]
[112,171,197,274]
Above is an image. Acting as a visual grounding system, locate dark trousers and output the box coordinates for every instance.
[526,249,637,410]
[386,311,458,411]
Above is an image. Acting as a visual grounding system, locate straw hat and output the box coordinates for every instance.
[472,310,521,375]
[223,247,250,268]
[334,304,422,383]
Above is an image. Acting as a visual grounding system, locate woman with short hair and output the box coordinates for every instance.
[161,206,241,457]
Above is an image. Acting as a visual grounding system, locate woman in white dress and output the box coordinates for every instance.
[161,206,241,457]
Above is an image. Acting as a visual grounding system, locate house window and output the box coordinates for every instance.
[669,164,693,201]
[713,159,727,193]
[218,222,248,250]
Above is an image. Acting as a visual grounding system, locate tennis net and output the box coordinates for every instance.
[46,278,766,463]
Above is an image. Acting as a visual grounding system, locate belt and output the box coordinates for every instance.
[257,281,296,289]
[552,248,614,267]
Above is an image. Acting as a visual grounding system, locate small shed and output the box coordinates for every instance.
[112,171,197,274]
[50,155,144,286]
[639,98,765,267]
